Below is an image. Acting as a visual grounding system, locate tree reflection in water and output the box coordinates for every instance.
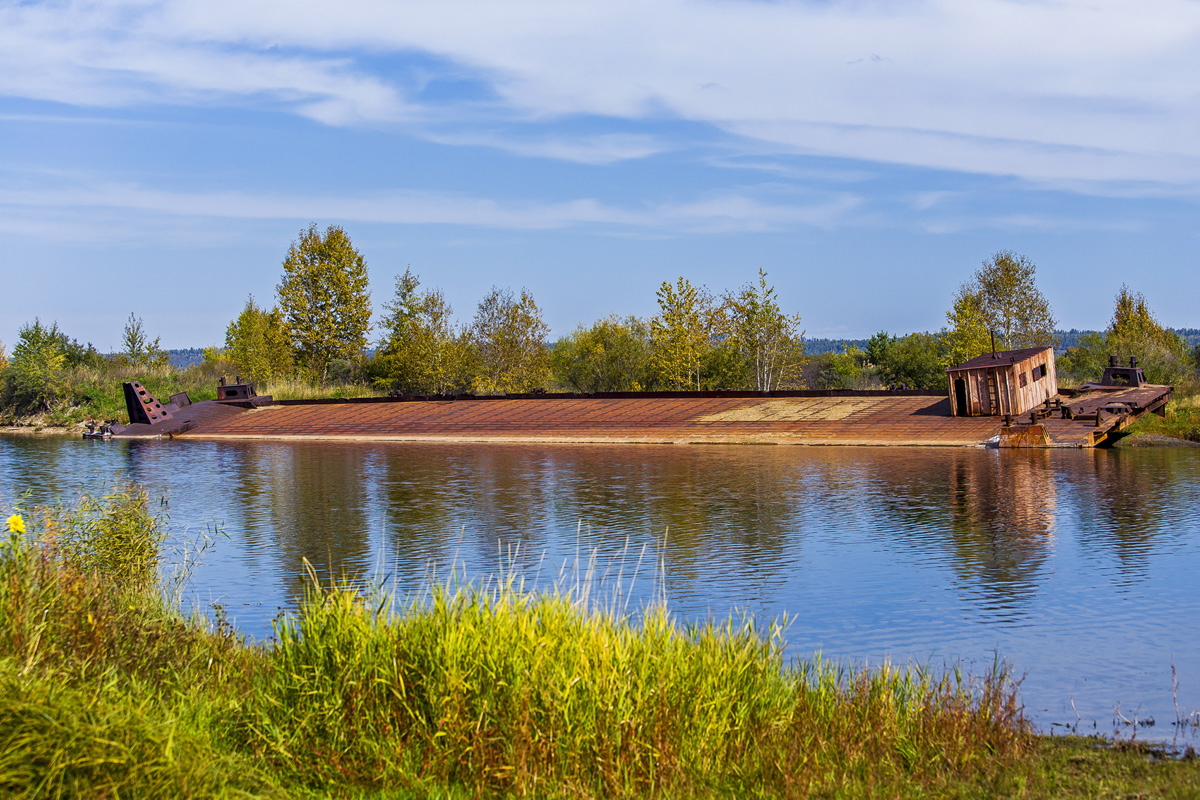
[4,434,1200,740]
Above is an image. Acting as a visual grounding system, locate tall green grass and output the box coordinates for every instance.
[1,357,385,428]
[259,377,384,402]
[0,490,1033,798]
[1124,392,1200,443]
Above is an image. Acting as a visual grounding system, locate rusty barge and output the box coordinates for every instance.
[101,349,1173,449]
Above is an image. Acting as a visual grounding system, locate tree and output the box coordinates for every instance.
[1109,285,1181,353]
[942,286,992,366]
[1063,285,1190,384]
[956,251,1056,351]
[225,296,294,385]
[550,315,653,393]
[276,223,372,382]
[4,319,67,413]
[121,313,169,370]
[377,267,421,353]
[721,269,805,391]
[469,287,550,395]
[373,274,475,395]
[650,277,710,390]
[876,332,946,390]
[815,344,870,390]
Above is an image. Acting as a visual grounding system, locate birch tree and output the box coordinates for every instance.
[963,251,1056,350]
[722,269,805,391]
[942,286,992,365]
[375,274,474,395]
[277,223,371,382]
[650,277,709,390]
[121,313,168,370]
[225,297,294,384]
[470,287,550,395]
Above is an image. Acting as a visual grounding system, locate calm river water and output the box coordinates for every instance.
[3,434,1199,741]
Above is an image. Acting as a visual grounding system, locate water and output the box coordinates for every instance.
[3,433,1199,741]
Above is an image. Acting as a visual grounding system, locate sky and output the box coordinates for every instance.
[2,0,1198,352]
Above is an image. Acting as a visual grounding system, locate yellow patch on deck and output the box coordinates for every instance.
[696,398,885,423]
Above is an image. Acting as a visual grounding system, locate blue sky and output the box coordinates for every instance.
[2,0,1198,351]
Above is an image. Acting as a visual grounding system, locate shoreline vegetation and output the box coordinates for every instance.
[2,242,1198,439]
[0,339,1196,446]
[2,491,1199,798]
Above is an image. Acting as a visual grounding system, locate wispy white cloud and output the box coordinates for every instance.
[3,0,1200,189]
[0,2,409,122]
[916,212,1147,236]
[0,180,861,237]
[421,131,670,165]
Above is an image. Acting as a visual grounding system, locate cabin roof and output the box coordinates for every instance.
[947,347,1052,372]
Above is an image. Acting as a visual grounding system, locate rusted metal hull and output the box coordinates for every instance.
[161,392,1000,446]
[999,383,1172,448]
[108,384,1173,448]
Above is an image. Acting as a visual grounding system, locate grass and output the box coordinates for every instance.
[0,360,384,429]
[1123,391,1200,443]
[1,490,1199,798]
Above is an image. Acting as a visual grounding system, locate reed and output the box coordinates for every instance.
[0,489,1038,798]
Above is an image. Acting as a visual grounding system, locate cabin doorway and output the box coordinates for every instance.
[954,378,968,416]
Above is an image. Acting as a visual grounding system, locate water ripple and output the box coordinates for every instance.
[3,436,1200,741]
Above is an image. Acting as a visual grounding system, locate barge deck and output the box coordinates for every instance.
[107,384,1173,448]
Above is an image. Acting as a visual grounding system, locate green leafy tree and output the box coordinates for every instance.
[1108,285,1184,355]
[816,344,870,390]
[121,313,169,370]
[277,223,372,383]
[225,296,295,385]
[550,315,654,393]
[942,287,993,366]
[469,287,550,395]
[1058,331,1108,382]
[4,319,67,413]
[721,269,805,391]
[650,277,711,390]
[377,267,421,352]
[1064,286,1190,384]
[374,273,474,395]
[875,332,946,390]
[0,339,8,374]
[959,251,1056,350]
[865,331,895,373]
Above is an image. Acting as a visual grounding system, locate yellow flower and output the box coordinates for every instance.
[6,514,24,535]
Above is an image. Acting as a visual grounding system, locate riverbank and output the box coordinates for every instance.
[3,490,1199,798]
[0,425,77,435]
[1118,391,1200,444]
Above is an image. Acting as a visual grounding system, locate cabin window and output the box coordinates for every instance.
[1031,364,1045,381]
[1020,372,1029,387]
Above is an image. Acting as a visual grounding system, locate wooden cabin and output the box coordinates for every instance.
[946,347,1057,417]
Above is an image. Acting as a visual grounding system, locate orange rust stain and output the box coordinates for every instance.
[179,395,1005,447]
